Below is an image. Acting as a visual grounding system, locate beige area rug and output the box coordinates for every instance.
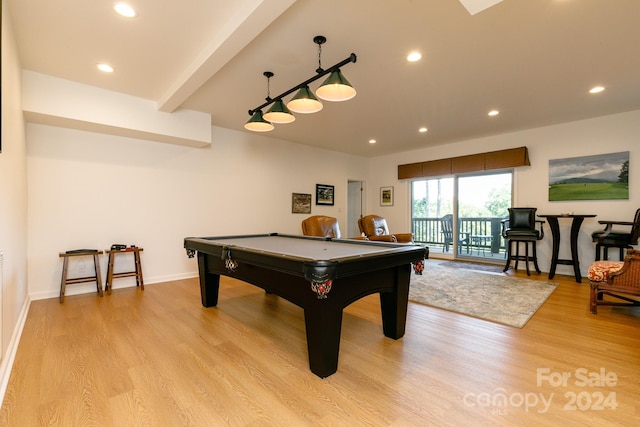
[439,261,505,274]
[409,261,558,328]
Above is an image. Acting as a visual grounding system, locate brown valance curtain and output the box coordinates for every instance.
[397,146,530,179]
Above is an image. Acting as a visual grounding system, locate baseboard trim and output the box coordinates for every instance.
[0,294,31,406]
[29,272,199,301]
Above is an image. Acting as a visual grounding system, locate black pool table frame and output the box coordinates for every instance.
[184,233,427,378]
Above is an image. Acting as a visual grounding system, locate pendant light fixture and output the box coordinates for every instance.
[264,99,296,123]
[316,69,356,101]
[245,35,357,132]
[261,72,296,123]
[244,110,273,132]
[313,36,357,102]
[287,86,323,114]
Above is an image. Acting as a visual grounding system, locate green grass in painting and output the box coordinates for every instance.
[549,182,628,201]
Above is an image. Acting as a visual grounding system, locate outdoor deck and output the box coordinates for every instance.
[413,216,507,260]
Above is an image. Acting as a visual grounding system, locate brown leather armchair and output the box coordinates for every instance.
[301,215,341,238]
[358,214,427,275]
[357,215,413,243]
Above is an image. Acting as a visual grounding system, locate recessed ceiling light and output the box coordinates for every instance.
[114,3,136,18]
[97,63,114,73]
[407,52,422,62]
[488,110,500,116]
[419,127,428,133]
[369,139,377,144]
[589,86,605,94]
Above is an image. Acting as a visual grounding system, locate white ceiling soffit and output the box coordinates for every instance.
[157,0,297,113]
[458,0,504,15]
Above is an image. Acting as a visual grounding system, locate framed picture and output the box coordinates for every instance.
[292,193,312,213]
[315,184,334,206]
[549,151,629,201]
[380,186,394,206]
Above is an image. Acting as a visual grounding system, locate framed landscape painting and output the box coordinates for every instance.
[548,151,629,201]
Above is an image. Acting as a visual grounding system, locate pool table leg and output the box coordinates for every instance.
[304,304,343,378]
[198,253,220,307]
[380,264,410,339]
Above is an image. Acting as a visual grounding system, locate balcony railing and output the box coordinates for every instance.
[412,216,506,256]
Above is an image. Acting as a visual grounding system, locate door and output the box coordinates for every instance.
[347,180,364,238]
[411,178,454,255]
[457,172,512,260]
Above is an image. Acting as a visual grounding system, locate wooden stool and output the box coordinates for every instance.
[59,249,104,303]
[105,246,144,294]
[503,238,541,276]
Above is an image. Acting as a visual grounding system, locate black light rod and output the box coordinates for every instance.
[248,53,357,116]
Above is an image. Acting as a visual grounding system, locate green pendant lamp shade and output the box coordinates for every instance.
[245,36,357,131]
[315,69,356,102]
[286,86,324,114]
[244,110,274,132]
[263,99,295,123]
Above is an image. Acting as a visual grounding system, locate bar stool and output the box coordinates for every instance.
[105,246,144,294]
[501,208,545,276]
[59,249,104,303]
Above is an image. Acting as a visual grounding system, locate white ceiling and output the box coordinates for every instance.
[7,0,640,157]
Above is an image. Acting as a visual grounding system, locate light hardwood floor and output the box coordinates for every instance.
[1,260,638,426]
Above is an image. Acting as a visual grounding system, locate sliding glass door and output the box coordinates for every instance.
[457,173,512,260]
[411,172,512,260]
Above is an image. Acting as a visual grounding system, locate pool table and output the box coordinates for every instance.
[184,233,427,377]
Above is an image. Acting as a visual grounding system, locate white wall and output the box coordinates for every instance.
[26,124,369,299]
[1,1,30,396]
[369,110,640,277]
[26,109,640,300]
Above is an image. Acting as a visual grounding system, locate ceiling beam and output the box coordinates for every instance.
[156,0,297,113]
[458,0,503,15]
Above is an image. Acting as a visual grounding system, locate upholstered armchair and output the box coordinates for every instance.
[301,215,342,238]
[357,214,427,275]
[591,208,640,261]
[588,248,640,314]
[357,215,413,243]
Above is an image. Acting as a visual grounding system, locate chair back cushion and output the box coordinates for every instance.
[302,215,341,238]
[509,207,536,229]
[358,215,390,237]
[504,207,541,239]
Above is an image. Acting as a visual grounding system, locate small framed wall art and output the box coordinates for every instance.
[316,184,335,206]
[292,193,312,213]
[380,186,394,206]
